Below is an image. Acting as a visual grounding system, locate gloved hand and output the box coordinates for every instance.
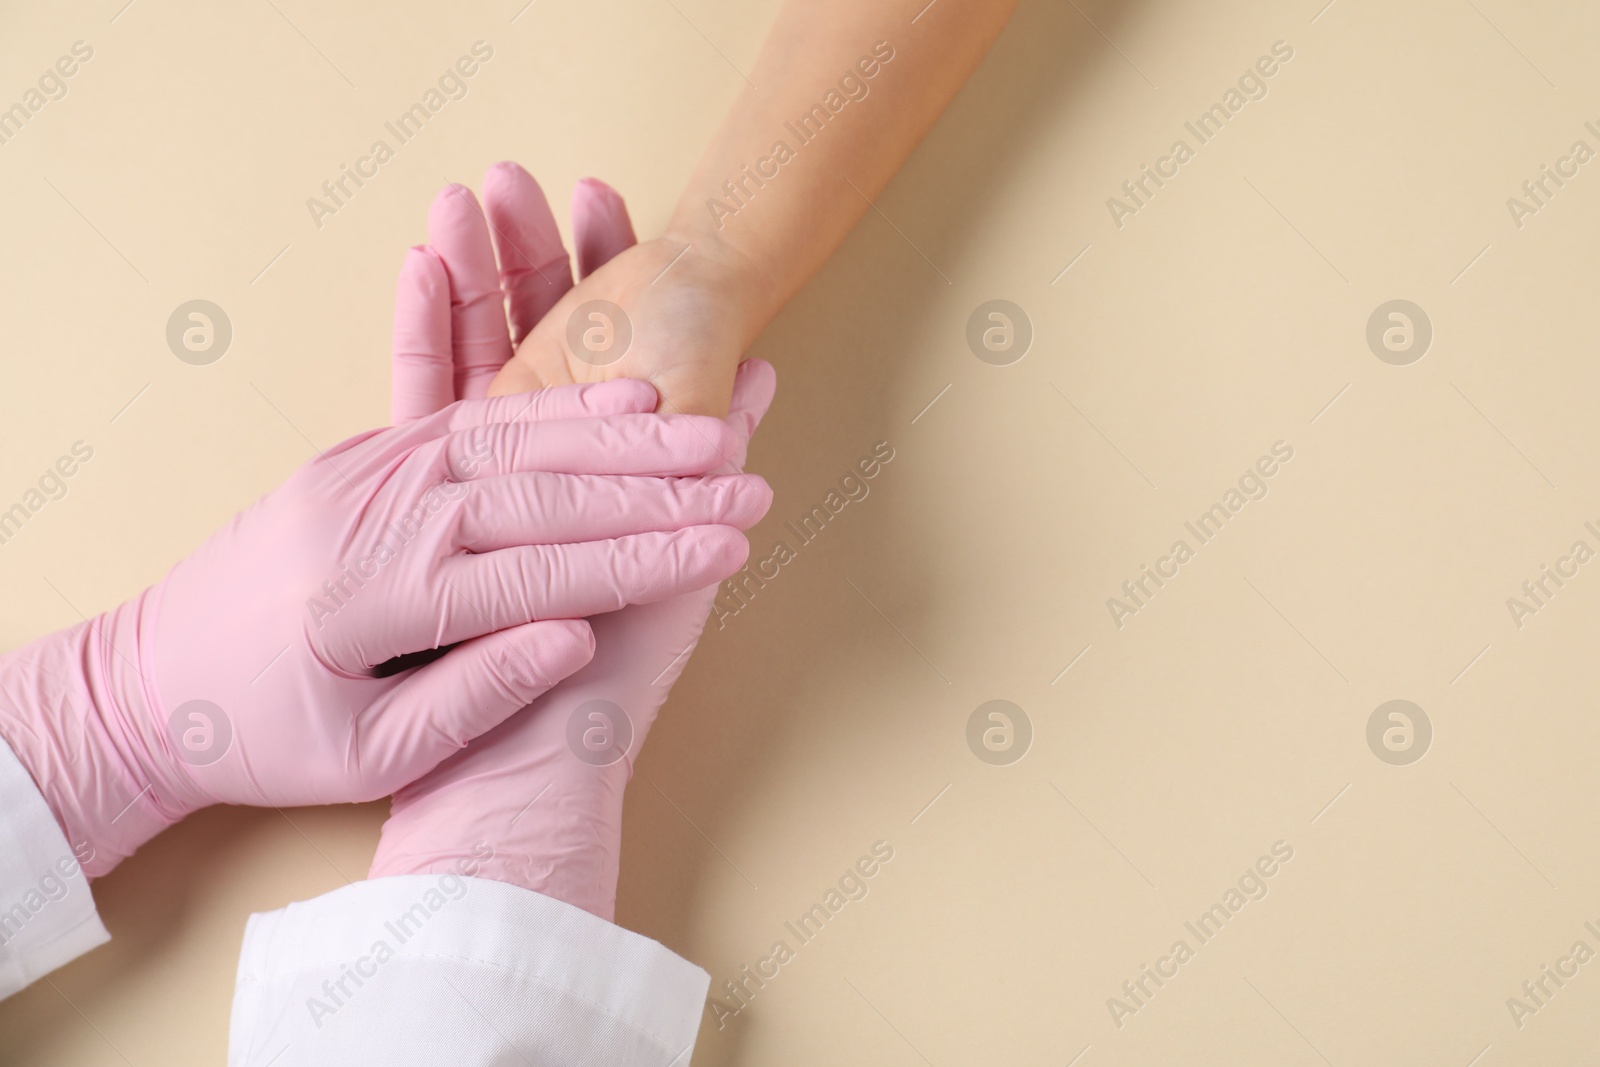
[368,164,774,921]
[391,168,635,422]
[0,376,770,878]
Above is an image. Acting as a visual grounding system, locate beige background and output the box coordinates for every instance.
[2,0,1599,1062]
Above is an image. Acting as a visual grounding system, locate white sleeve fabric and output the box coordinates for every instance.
[0,734,109,998]
[229,875,711,1066]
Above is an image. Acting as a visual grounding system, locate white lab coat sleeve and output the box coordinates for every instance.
[0,734,110,999]
[229,875,711,1066]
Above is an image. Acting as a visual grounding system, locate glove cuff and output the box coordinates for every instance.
[0,592,184,878]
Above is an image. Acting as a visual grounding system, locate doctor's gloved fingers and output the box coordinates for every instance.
[482,162,575,347]
[433,526,751,642]
[435,379,659,434]
[449,472,773,552]
[363,618,595,780]
[429,183,515,399]
[718,359,779,471]
[429,413,741,481]
[571,178,637,280]
[392,247,456,424]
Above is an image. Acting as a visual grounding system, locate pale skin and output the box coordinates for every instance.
[488,0,1019,417]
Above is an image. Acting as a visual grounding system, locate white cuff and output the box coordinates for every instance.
[0,734,108,999]
[229,876,709,1066]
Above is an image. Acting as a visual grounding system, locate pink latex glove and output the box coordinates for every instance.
[369,165,774,921]
[390,170,636,423]
[0,381,768,878]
